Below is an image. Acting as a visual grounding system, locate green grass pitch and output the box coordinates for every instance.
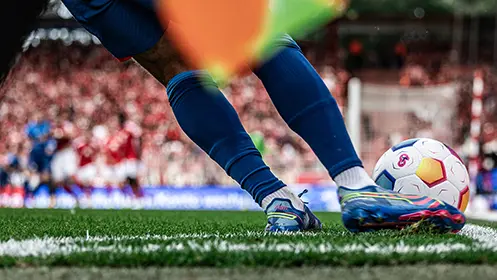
[0,209,496,279]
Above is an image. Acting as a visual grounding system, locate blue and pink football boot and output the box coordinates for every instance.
[265,190,322,232]
[339,185,466,233]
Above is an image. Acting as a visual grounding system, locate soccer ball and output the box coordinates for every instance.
[372,138,470,212]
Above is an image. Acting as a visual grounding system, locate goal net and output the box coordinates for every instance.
[346,80,460,174]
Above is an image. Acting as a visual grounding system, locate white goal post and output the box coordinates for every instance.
[346,78,362,154]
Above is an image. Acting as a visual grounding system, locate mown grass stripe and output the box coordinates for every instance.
[0,237,475,257]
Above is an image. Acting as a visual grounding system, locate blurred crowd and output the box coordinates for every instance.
[1,39,495,193]
[0,42,350,191]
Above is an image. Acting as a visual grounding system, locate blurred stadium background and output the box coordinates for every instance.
[1,0,497,214]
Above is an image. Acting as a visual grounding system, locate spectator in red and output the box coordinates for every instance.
[74,130,98,197]
[117,113,143,197]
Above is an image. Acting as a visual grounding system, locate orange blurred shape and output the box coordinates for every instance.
[157,0,268,78]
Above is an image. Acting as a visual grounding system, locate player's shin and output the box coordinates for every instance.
[253,38,374,188]
[166,71,288,207]
[45,179,56,209]
[127,177,143,198]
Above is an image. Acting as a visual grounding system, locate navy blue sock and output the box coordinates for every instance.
[166,71,285,205]
[253,38,362,178]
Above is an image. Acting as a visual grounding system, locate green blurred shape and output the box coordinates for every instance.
[269,0,342,39]
[250,132,266,155]
[211,0,345,84]
[255,0,345,60]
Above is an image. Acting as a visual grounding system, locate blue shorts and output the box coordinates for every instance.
[62,0,165,60]
[28,140,55,174]
[29,151,51,174]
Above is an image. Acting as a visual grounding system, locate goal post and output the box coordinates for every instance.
[346,77,362,155]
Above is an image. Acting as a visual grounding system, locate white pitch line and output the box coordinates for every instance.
[0,237,473,257]
[0,223,495,258]
[458,224,497,250]
[0,231,335,257]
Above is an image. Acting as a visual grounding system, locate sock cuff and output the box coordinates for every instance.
[166,71,217,107]
[286,98,335,127]
[329,158,364,178]
[254,180,286,205]
[261,186,304,211]
[271,34,301,50]
[254,35,301,71]
[333,166,376,189]
[209,132,261,171]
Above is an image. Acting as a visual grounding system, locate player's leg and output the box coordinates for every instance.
[125,159,142,198]
[42,156,57,208]
[253,37,465,233]
[43,171,57,209]
[253,36,372,189]
[113,162,126,193]
[30,167,56,208]
[75,164,96,198]
[64,148,80,204]
[50,150,75,201]
[27,152,56,208]
[116,160,133,197]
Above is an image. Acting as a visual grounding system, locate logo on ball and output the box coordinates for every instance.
[397,154,410,167]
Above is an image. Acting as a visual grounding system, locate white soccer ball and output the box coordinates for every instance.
[372,138,470,212]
